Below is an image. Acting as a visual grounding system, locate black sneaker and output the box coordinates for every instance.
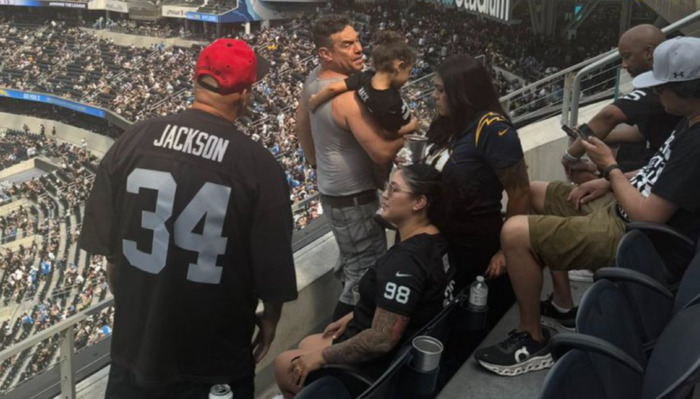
[474,329,553,376]
[540,294,577,332]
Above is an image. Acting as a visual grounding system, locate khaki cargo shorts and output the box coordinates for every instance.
[528,181,626,271]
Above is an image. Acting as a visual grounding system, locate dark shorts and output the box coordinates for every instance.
[528,181,626,271]
[321,194,387,305]
[105,363,254,399]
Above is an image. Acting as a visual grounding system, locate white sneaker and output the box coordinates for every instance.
[568,269,594,283]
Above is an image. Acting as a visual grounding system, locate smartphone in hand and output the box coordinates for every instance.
[561,125,577,140]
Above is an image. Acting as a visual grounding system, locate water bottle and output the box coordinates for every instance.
[209,384,233,399]
[468,276,488,311]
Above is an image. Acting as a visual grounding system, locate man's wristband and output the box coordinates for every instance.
[563,150,580,162]
[603,164,622,181]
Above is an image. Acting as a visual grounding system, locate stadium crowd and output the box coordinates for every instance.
[0,2,627,231]
[0,128,112,393]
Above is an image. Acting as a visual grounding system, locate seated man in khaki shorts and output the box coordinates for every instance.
[473,36,700,377]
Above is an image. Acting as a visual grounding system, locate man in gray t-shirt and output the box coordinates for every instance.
[296,15,404,320]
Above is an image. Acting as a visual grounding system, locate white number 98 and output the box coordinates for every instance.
[384,282,411,304]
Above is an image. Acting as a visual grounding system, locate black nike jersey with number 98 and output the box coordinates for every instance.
[80,109,297,386]
[339,233,455,369]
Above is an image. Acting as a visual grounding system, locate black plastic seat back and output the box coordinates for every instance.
[540,349,633,399]
[614,231,674,347]
[296,376,353,399]
[577,279,647,370]
[615,230,667,283]
[356,346,412,399]
[674,252,700,315]
[642,304,700,399]
[625,223,696,286]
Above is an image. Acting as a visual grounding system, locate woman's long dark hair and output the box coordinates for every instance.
[428,55,509,151]
[400,164,442,224]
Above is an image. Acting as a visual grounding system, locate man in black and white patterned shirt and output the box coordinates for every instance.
[475,36,700,377]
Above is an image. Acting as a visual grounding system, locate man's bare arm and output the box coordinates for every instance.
[334,92,403,165]
[568,104,628,158]
[604,124,645,145]
[322,307,409,364]
[607,169,677,223]
[295,100,316,166]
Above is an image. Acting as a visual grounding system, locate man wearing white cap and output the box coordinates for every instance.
[475,36,700,377]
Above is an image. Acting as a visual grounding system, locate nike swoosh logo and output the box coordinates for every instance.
[395,272,412,278]
[498,129,508,136]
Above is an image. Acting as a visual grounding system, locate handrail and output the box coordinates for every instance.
[0,297,112,363]
[499,49,616,103]
[567,10,700,126]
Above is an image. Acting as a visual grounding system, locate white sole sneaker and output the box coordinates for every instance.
[477,354,554,377]
[568,269,594,283]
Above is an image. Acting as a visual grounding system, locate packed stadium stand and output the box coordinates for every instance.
[0,0,699,398]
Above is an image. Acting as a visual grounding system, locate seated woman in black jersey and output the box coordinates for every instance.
[273,164,455,398]
[424,55,530,327]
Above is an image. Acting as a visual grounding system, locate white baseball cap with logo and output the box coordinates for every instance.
[633,36,700,88]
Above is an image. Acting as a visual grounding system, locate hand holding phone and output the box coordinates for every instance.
[561,125,577,140]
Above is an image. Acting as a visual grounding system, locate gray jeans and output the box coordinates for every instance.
[321,195,387,305]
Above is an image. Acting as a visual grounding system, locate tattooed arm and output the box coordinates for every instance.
[322,307,410,364]
[289,307,410,387]
[494,159,531,218]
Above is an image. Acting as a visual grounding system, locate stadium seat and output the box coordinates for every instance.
[575,278,647,365]
[356,346,413,399]
[625,222,695,287]
[542,289,700,399]
[296,376,352,399]
[614,230,668,284]
[305,291,464,398]
[673,240,700,314]
[594,243,700,351]
[541,334,644,399]
[641,304,700,399]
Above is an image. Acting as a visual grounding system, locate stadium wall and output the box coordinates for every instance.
[0,112,114,156]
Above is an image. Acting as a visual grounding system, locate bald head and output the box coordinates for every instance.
[619,24,666,49]
[618,24,666,77]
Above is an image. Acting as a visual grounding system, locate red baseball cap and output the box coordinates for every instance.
[194,39,270,95]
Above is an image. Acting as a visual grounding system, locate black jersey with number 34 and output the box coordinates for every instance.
[80,109,297,386]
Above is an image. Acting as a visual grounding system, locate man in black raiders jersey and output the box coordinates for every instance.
[562,24,681,182]
[80,39,297,399]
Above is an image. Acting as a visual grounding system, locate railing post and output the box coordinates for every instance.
[560,72,574,126]
[59,327,76,399]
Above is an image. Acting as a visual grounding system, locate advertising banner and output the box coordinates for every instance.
[0,89,106,118]
[162,5,197,18]
[0,0,88,8]
[185,11,219,22]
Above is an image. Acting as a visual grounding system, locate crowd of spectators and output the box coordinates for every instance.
[0,127,111,393]
[0,1,638,230]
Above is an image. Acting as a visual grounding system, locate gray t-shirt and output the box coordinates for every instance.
[302,66,377,196]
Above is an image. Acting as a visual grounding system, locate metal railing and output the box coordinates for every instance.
[566,10,700,126]
[0,298,113,399]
